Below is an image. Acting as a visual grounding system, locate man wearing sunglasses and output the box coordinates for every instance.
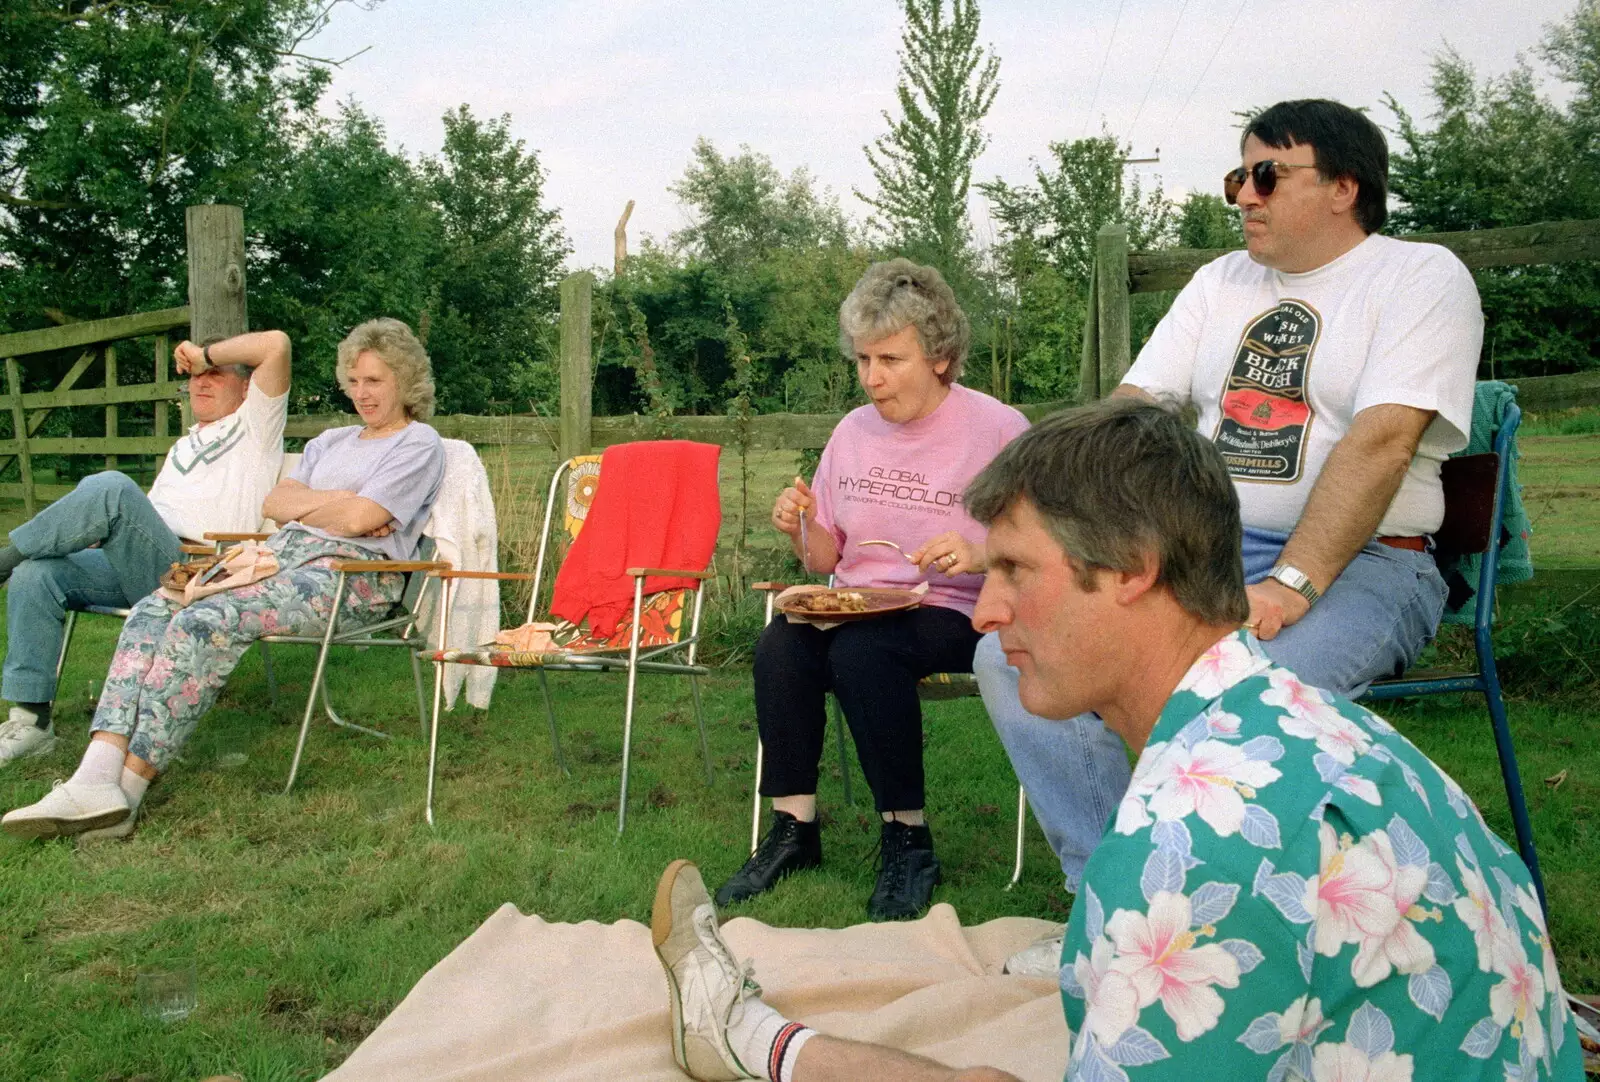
[979,99,1484,967]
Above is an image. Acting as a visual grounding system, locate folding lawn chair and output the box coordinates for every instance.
[750,582,1030,889]
[420,448,717,832]
[1362,397,1546,913]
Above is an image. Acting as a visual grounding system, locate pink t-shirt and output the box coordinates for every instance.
[812,384,1030,617]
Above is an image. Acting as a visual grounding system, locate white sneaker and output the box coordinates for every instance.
[0,712,57,765]
[1003,931,1066,980]
[77,804,139,845]
[1,780,130,839]
[651,860,762,1081]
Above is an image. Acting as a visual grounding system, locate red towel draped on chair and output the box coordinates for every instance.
[550,441,722,638]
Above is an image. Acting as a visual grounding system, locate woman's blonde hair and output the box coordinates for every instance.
[838,258,970,384]
[335,318,436,422]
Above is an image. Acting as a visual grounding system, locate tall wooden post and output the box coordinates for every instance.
[185,205,248,344]
[559,272,594,461]
[103,344,118,471]
[1093,224,1132,398]
[7,358,35,516]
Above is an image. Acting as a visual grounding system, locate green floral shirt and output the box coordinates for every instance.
[1059,631,1581,1081]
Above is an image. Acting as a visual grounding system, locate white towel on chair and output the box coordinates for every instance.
[420,439,499,710]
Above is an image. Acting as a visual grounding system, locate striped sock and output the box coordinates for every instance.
[725,998,816,1081]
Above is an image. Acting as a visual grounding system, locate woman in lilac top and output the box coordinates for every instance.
[1,319,444,843]
[714,260,1029,920]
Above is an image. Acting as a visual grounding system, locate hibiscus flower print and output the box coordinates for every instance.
[1452,855,1515,974]
[1101,890,1242,1042]
[1131,739,1283,839]
[1304,821,1438,988]
[1176,631,1269,700]
[1310,1041,1414,1082]
[1264,671,1373,765]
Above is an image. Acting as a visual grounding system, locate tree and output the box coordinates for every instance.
[670,139,849,270]
[420,106,570,413]
[0,0,361,331]
[982,135,1173,281]
[1175,192,1243,250]
[249,103,438,412]
[858,0,999,274]
[1387,31,1600,376]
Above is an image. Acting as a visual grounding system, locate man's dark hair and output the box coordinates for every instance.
[965,398,1249,625]
[1242,99,1388,234]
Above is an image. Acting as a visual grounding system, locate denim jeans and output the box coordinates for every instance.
[978,525,1449,890]
[2,473,182,704]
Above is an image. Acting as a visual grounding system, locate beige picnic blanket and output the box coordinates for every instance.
[324,902,1069,1082]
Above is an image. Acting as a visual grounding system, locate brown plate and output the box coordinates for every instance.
[776,587,923,622]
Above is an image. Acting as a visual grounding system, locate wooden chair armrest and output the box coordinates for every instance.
[751,582,791,592]
[179,543,216,556]
[431,569,536,581]
[331,560,452,573]
[626,567,714,580]
[204,532,272,543]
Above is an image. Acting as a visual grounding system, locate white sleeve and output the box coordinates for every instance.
[1122,265,1212,403]
[239,380,288,452]
[1352,246,1482,452]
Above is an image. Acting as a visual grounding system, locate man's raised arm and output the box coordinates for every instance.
[173,329,291,397]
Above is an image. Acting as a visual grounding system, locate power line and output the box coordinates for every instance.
[1080,0,1127,139]
[1160,0,1249,148]
[1127,0,1192,145]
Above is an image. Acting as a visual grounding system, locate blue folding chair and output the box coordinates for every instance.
[1363,400,1545,913]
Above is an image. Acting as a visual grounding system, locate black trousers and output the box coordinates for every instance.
[753,605,981,813]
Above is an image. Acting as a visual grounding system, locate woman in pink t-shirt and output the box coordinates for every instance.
[713,260,1028,921]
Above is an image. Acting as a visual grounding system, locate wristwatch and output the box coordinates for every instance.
[198,343,214,373]
[1267,564,1321,606]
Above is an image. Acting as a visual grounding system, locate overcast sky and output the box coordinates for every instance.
[307,0,1580,270]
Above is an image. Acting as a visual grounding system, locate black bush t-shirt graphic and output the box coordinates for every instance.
[1212,300,1320,484]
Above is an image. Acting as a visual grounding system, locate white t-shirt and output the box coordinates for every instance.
[1124,233,1482,536]
[148,381,287,540]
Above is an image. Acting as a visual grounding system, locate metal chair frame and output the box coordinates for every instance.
[278,540,447,793]
[1362,400,1545,913]
[750,584,1029,889]
[423,454,715,831]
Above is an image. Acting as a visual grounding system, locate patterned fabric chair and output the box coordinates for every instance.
[421,452,716,831]
[750,583,1030,889]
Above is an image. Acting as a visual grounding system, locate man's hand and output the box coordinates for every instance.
[173,339,210,375]
[1245,579,1312,640]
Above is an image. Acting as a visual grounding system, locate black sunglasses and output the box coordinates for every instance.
[1223,160,1320,204]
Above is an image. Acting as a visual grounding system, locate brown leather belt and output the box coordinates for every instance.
[1377,535,1428,552]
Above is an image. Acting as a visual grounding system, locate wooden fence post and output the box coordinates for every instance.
[7,358,35,516]
[1093,224,1131,398]
[559,272,594,461]
[186,205,248,344]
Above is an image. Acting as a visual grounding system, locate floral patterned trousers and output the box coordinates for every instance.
[90,531,404,772]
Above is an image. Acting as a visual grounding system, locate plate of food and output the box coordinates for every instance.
[775,586,923,622]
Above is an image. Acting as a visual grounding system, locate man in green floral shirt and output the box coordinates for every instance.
[650,400,1579,1082]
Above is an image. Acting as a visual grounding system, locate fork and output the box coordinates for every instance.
[859,539,916,562]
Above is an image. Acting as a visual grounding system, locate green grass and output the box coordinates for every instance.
[0,607,1596,1081]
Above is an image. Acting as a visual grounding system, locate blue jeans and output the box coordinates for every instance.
[977,525,1449,890]
[3,473,182,704]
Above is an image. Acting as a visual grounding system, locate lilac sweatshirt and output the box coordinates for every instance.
[811,384,1029,617]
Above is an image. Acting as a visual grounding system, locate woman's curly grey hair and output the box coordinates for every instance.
[838,258,970,384]
[335,318,436,422]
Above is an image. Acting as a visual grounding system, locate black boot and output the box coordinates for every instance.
[714,810,823,906]
[868,820,941,921]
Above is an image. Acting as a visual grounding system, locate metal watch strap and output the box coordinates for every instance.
[1268,564,1321,606]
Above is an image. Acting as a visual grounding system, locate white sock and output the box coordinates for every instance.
[69,740,126,787]
[120,767,150,812]
[725,997,816,1082]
